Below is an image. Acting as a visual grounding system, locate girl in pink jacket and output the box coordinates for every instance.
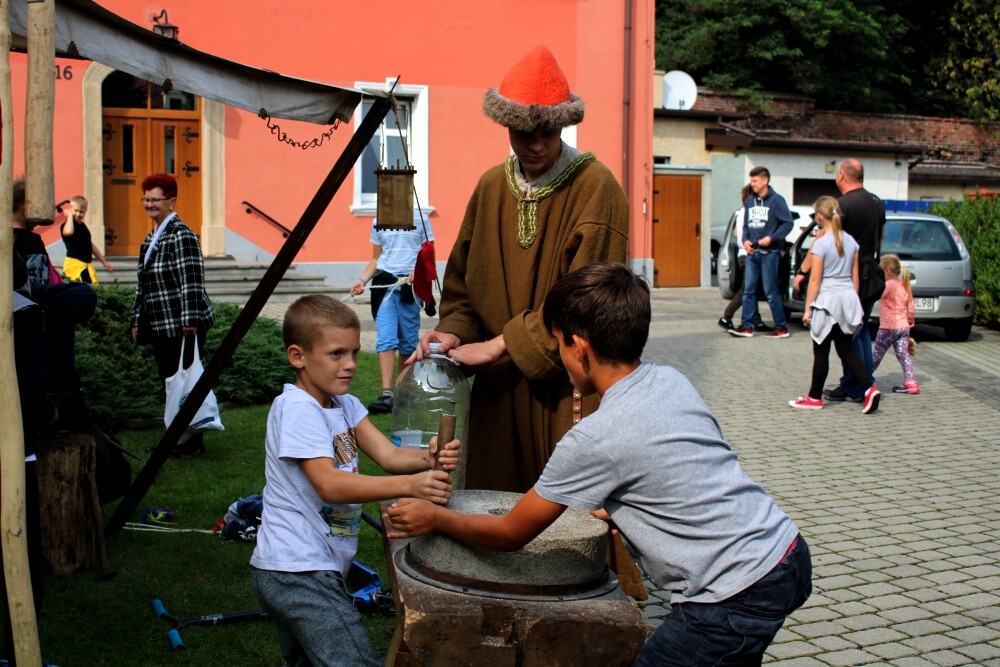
[872,254,919,394]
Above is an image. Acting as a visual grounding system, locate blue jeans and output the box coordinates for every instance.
[840,300,875,398]
[374,286,421,356]
[250,568,380,667]
[741,251,786,329]
[632,535,812,667]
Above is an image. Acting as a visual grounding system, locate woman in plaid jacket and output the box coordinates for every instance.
[130,173,214,456]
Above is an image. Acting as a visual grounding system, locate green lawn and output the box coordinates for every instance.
[27,352,400,666]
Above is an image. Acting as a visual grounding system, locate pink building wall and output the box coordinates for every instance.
[9,1,653,277]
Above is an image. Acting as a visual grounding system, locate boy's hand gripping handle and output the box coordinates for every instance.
[434,401,456,472]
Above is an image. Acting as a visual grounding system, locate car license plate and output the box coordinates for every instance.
[914,297,936,311]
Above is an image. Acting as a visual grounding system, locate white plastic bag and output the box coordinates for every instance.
[164,337,224,443]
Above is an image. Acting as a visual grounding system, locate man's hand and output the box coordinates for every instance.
[409,331,461,364]
[793,273,806,292]
[385,498,438,538]
[350,280,366,296]
[448,336,506,367]
[758,235,773,248]
[743,240,755,255]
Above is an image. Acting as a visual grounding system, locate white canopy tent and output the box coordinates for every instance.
[7,0,363,124]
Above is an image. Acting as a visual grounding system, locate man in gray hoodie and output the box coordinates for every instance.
[730,166,794,338]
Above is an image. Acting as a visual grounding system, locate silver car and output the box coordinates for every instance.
[717,205,812,296]
[785,212,975,341]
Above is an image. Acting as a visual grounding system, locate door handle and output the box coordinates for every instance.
[695,223,701,237]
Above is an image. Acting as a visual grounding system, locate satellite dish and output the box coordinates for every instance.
[663,70,698,110]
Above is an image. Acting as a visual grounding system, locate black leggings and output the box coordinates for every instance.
[810,325,872,400]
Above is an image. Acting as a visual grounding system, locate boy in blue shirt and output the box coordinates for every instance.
[386,262,811,666]
[250,295,459,667]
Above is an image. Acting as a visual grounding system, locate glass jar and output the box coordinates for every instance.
[390,343,471,487]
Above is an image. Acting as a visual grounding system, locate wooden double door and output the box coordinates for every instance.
[102,112,202,255]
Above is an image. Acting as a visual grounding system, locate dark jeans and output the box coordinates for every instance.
[722,256,763,325]
[741,251,786,329]
[633,535,812,667]
[32,282,98,391]
[811,325,872,400]
[839,301,875,398]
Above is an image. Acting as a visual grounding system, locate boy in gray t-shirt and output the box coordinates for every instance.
[386,262,812,665]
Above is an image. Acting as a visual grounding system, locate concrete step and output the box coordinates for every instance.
[94,255,343,305]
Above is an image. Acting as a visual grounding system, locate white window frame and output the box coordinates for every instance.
[350,79,431,216]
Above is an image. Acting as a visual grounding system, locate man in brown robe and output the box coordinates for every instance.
[416,46,629,493]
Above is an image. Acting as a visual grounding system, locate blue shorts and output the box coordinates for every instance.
[374,286,420,355]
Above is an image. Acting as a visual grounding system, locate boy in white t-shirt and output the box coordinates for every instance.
[250,294,459,667]
[386,262,811,666]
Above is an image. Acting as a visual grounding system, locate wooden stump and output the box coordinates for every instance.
[35,433,97,574]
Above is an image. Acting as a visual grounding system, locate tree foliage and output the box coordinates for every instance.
[932,0,1000,121]
[655,0,984,119]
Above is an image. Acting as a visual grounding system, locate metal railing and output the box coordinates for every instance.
[242,200,291,238]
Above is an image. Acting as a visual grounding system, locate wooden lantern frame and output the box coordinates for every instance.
[375,165,416,230]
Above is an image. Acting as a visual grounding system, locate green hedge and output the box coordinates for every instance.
[76,285,292,429]
[931,195,1000,328]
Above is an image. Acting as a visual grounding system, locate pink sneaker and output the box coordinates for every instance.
[862,385,881,414]
[789,396,823,410]
[892,380,920,395]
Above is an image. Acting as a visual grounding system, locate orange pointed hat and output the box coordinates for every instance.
[483,45,585,131]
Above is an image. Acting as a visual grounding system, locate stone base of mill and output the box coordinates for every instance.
[381,498,649,666]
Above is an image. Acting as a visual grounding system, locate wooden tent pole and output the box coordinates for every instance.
[0,0,44,663]
[23,0,55,227]
[106,94,395,537]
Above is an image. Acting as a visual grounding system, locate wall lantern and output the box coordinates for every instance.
[151,9,179,41]
[824,160,837,174]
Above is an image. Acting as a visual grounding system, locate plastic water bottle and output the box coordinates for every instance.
[391,343,471,487]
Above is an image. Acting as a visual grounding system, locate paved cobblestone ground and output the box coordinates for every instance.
[638,288,1000,667]
[263,288,1000,665]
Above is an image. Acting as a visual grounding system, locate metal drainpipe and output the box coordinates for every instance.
[622,0,632,200]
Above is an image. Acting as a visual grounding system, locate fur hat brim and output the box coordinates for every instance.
[483,88,585,132]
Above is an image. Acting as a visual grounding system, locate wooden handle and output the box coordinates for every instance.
[435,413,456,472]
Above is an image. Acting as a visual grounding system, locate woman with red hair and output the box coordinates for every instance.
[130,173,215,457]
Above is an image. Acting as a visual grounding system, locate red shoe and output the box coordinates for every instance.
[728,326,754,338]
[862,385,881,414]
[789,396,823,410]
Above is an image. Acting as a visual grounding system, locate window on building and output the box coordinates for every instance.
[102,71,196,111]
[352,81,430,216]
[792,178,839,205]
